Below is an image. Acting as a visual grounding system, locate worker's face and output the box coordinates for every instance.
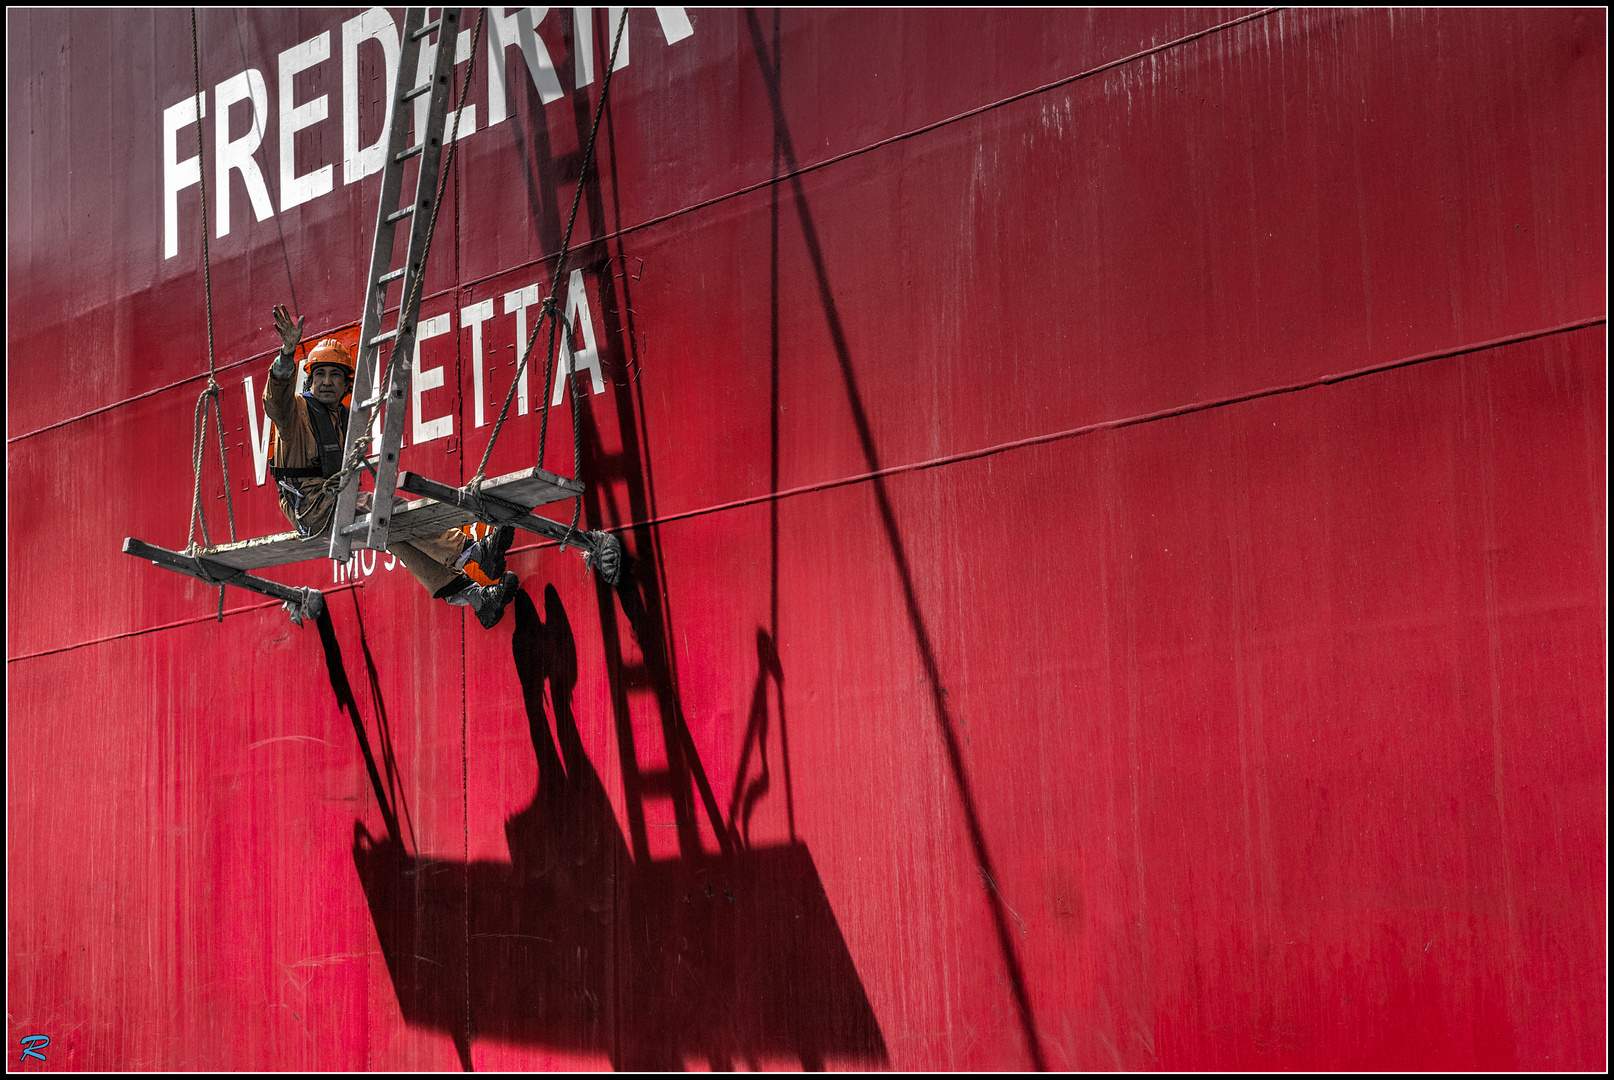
[309,364,351,408]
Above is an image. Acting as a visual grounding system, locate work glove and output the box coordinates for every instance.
[271,304,305,378]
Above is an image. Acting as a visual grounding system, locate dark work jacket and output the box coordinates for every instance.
[263,368,349,535]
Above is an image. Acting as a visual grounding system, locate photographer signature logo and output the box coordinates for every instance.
[19,1035,49,1063]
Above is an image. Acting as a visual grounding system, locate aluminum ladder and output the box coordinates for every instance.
[328,6,463,562]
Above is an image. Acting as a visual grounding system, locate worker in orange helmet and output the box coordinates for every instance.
[263,304,520,628]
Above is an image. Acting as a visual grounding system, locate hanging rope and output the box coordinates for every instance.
[471,6,629,547]
[182,8,238,620]
[562,293,586,550]
[317,6,487,505]
[276,7,617,570]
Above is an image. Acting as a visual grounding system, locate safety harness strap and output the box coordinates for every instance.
[301,393,349,478]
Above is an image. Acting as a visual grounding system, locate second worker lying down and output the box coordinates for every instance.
[261,304,520,629]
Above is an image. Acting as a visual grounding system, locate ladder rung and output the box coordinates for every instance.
[591,451,634,475]
[637,770,674,795]
[394,143,423,163]
[384,204,417,224]
[356,393,383,410]
[341,516,372,537]
[401,82,433,102]
[411,19,442,41]
[376,267,406,284]
[369,329,399,346]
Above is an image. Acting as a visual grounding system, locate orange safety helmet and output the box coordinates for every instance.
[302,337,356,378]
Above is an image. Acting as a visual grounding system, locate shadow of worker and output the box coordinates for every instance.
[353,585,887,1070]
[350,587,629,1070]
[505,584,627,916]
[472,585,632,1055]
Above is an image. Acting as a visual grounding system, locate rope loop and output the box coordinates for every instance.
[183,8,238,611]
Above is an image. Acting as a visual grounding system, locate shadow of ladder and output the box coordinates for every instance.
[583,425,733,866]
[579,406,735,1067]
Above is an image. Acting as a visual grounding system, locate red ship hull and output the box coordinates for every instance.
[8,8,1605,1070]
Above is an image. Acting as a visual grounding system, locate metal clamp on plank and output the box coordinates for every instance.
[394,469,621,585]
[122,537,327,627]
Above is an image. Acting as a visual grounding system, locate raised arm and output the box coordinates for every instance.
[263,304,306,428]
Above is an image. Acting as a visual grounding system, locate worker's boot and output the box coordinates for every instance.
[445,571,520,629]
[456,524,515,587]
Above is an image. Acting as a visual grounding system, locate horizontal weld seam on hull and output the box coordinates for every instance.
[9,10,1285,445]
[12,274,472,443]
[510,314,1607,552]
[479,7,1287,282]
[26,318,1592,656]
[7,582,365,664]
